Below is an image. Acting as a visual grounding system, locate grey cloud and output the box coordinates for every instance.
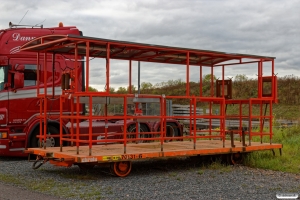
[1,0,299,90]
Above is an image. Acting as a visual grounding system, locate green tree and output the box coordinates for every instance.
[234,74,248,81]
[141,82,153,93]
[201,74,216,96]
[117,87,127,94]
[203,74,217,83]
[141,82,153,90]
[88,86,98,92]
[109,87,115,93]
[127,85,136,93]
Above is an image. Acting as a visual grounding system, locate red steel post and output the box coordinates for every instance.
[186,52,190,96]
[43,52,47,149]
[193,96,197,149]
[88,94,93,155]
[129,60,132,94]
[123,95,127,153]
[59,96,63,152]
[106,43,110,93]
[199,65,202,97]
[37,52,40,96]
[76,95,80,154]
[86,41,90,91]
[75,43,78,92]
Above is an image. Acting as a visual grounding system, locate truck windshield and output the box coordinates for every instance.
[0,66,7,90]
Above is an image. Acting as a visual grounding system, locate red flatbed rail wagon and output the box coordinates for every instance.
[22,34,282,177]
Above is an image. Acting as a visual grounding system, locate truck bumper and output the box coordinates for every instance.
[0,139,26,157]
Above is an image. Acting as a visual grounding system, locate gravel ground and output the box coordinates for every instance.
[0,156,299,200]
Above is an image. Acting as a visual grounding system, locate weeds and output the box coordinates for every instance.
[0,174,23,185]
[197,170,204,175]
[244,125,300,173]
[0,172,102,199]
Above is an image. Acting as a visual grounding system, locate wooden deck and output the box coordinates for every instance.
[27,140,282,164]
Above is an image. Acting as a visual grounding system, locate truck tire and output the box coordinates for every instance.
[127,124,149,143]
[30,126,60,148]
[157,123,180,142]
[165,123,180,142]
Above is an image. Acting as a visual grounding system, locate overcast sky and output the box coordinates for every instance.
[1,0,299,91]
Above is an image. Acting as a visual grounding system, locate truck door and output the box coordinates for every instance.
[7,61,39,125]
[7,58,64,126]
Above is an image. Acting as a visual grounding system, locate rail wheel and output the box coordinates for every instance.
[30,125,60,148]
[229,153,243,165]
[110,161,132,177]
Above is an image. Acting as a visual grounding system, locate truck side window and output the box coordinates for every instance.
[24,64,37,86]
[0,66,8,90]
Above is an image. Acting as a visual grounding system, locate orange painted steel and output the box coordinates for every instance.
[25,140,282,167]
[20,34,281,171]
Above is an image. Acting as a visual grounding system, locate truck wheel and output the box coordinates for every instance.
[110,161,132,177]
[158,123,180,142]
[127,124,149,143]
[30,126,60,148]
[166,123,179,142]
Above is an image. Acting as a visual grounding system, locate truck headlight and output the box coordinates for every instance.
[0,132,8,139]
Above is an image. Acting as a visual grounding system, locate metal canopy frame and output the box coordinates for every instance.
[21,34,276,96]
[21,34,275,66]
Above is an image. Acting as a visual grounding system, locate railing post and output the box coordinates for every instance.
[230,131,235,148]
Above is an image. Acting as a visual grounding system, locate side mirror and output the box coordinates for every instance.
[13,72,24,89]
[15,64,25,71]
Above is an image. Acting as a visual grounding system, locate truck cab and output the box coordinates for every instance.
[0,22,82,156]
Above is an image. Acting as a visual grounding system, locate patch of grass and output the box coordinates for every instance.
[59,172,98,180]
[269,186,282,191]
[226,104,300,121]
[197,169,204,175]
[168,172,184,181]
[196,157,233,174]
[168,172,177,177]
[106,186,113,195]
[220,166,233,173]
[27,178,102,199]
[288,188,299,193]
[208,161,224,170]
[209,174,216,178]
[0,173,102,199]
[244,126,300,174]
[0,173,23,185]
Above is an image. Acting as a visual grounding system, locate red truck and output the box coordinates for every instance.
[0,22,183,157]
[0,22,85,156]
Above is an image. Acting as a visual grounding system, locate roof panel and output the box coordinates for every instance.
[20,34,275,67]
